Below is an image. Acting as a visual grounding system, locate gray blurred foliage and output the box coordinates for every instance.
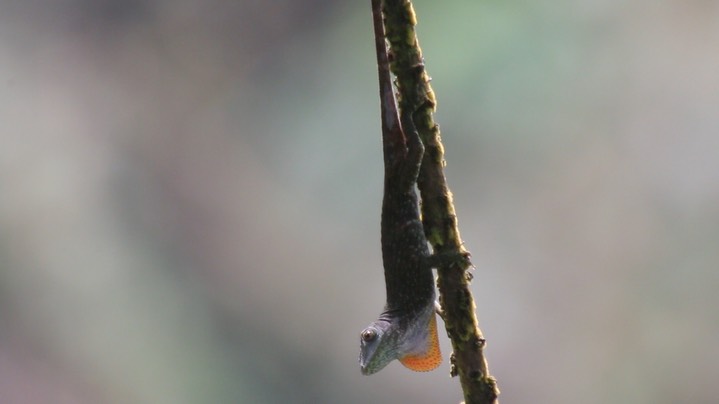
[1,0,718,403]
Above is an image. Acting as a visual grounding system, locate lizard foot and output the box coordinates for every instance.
[428,251,471,270]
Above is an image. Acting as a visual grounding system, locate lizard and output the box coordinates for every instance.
[358,0,442,375]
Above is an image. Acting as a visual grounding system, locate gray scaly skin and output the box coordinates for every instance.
[359,0,439,376]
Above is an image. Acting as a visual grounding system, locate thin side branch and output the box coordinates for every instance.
[379,1,500,402]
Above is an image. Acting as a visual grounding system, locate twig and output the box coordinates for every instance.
[378,1,500,402]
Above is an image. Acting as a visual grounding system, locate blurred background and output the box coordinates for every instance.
[1,0,718,403]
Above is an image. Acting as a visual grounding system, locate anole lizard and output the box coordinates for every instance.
[359,0,441,375]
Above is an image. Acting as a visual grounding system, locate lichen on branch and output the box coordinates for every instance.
[378,1,500,402]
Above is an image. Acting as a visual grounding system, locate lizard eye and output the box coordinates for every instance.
[361,329,377,342]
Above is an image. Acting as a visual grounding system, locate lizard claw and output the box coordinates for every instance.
[435,300,444,319]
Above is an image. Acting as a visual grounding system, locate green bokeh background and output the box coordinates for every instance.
[1,1,718,403]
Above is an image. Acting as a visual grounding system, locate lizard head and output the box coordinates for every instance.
[359,307,442,375]
[359,318,399,375]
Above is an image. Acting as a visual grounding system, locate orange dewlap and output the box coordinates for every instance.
[399,313,442,372]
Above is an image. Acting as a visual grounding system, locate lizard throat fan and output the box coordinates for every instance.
[398,310,442,372]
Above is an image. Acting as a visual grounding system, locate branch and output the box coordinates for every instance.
[379,1,500,402]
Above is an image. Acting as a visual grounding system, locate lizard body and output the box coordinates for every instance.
[358,0,441,376]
